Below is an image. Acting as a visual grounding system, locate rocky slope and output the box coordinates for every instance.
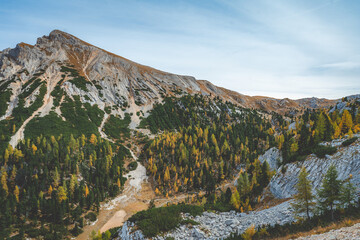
[115,136,360,240]
[0,30,336,149]
[269,135,360,199]
[117,200,295,240]
[295,223,360,240]
[258,147,282,171]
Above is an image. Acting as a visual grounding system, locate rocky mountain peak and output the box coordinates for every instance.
[0,30,338,134]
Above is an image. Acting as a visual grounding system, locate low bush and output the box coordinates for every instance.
[342,137,358,147]
[180,219,200,225]
[103,114,131,139]
[128,161,138,171]
[312,145,337,158]
[85,212,97,222]
[129,204,203,237]
[0,90,11,116]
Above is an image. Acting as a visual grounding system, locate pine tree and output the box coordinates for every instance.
[317,165,342,220]
[291,167,315,219]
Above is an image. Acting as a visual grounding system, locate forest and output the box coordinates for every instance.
[275,98,360,165]
[140,94,275,212]
[1,87,359,239]
[0,134,129,239]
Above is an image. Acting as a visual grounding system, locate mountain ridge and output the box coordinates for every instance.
[1,30,336,114]
[0,30,337,149]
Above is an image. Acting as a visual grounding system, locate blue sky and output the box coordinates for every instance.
[0,0,359,99]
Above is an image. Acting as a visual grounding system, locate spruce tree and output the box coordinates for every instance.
[291,167,315,219]
[317,165,342,220]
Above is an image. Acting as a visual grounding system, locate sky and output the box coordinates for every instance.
[0,0,359,99]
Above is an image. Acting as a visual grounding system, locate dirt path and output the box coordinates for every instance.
[98,113,112,142]
[77,146,155,239]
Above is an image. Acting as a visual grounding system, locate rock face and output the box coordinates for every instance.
[269,136,360,199]
[295,222,360,240]
[118,222,145,240]
[329,94,360,114]
[116,200,295,240]
[0,30,202,118]
[258,147,282,171]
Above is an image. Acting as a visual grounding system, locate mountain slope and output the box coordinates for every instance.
[0,30,336,149]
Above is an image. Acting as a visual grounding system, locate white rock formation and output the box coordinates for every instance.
[258,147,282,171]
[269,138,360,199]
[116,200,295,240]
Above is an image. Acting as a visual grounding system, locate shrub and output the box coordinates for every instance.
[180,219,200,225]
[85,212,97,222]
[104,106,111,114]
[342,137,358,147]
[312,145,337,158]
[129,204,203,237]
[103,114,131,139]
[0,90,11,116]
[128,161,138,171]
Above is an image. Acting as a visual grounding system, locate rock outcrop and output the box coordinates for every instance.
[116,200,295,240]
[258,147,282,171]
[269,136,360,199]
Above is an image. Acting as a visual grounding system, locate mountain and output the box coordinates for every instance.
[0,30,335,148]
[2,30,357,240]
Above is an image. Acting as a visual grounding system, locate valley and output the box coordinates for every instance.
[0,30,359,240]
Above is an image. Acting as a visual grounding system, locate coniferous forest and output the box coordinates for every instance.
[0,134,129,239]
[1,92,360,239]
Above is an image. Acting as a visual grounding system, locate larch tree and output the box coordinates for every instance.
[57,186,68,203]
[291,167,315,219]
[340,110,353,135]
[14,185,20,203]
[1,167,8,196]
[317,165,342,221]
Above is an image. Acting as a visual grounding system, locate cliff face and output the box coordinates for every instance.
[269,135,360,199]
[0,30,201,113]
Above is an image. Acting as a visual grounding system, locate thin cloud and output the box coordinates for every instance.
[319,61,360,70]
[0,0,359,99]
